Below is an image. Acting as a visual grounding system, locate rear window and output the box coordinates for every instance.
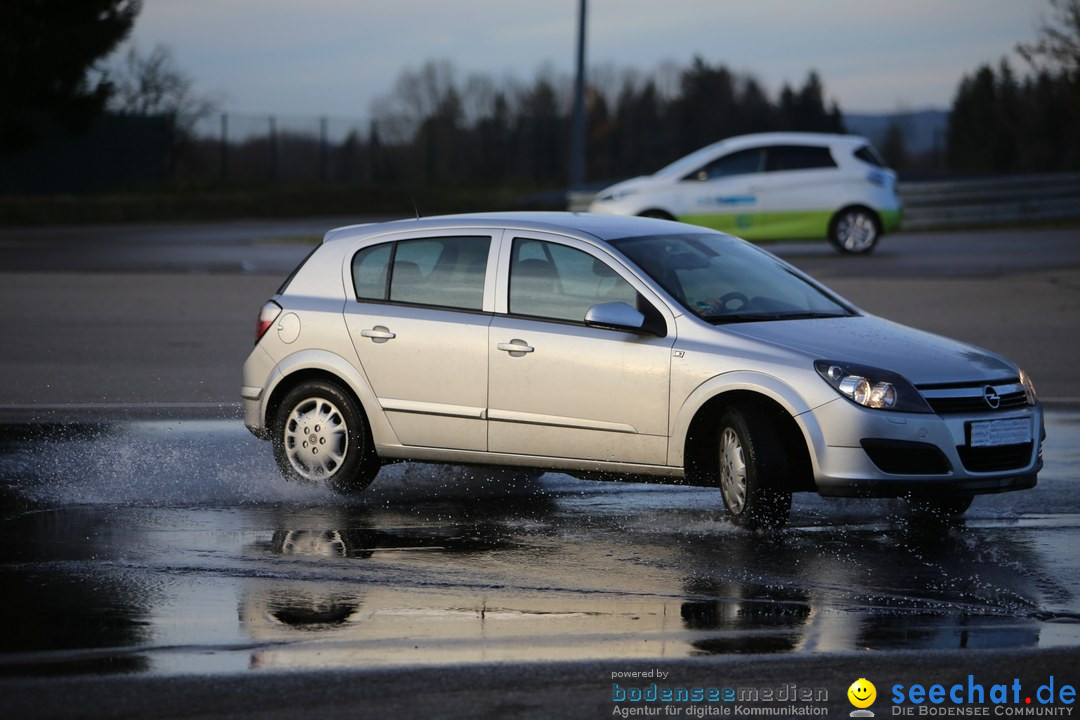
[390,236,489,310]
[853,145,885,167]
[350,236,490,311]
[765,145,837,172]
[352,243,392,300]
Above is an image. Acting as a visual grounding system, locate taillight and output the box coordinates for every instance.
[256,301,282,343]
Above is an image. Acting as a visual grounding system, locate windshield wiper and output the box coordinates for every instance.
[705,311,852,325]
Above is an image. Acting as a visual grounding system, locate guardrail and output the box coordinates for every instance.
[567,172,1080,230]
[898,173,1080,230]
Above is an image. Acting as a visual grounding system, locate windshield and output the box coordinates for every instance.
[611,233,856,323]
[652,142,726,178]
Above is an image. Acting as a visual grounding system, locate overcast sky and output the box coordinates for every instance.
[127,0,1048,121]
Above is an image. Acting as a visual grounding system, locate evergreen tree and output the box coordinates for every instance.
[1,0,141,151]
[881,120,908,173]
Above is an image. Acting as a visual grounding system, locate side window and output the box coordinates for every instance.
[509,239,638,323]
[685,148,764,181]
[765,145,837,172]
[352,243,392,300]
[389,236,490,310]
[351,236,490,310]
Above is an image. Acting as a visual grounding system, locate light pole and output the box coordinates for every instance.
[569,0,587,191]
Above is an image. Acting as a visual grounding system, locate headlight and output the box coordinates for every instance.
[1019,367,1038,406]
[814,360,932,413]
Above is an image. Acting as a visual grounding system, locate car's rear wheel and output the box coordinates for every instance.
[716,406,792,528]
[829,207,881,254]
[272,380,380,494]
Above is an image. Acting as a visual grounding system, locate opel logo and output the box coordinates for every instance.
[984,386,1001,409]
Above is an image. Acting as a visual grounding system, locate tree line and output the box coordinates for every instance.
[3,0,1079,194]
[947,0,1080,175]
[947,61,1080,175]
[366,59,844,188]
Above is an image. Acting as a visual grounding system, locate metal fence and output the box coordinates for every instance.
[183,113,375,186]
[898,173,1080,230]
[567,173,1080,230]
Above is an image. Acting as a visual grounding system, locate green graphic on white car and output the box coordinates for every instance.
[589,132,902,254]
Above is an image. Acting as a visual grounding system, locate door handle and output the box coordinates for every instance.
[497,339,534,355]
[360,326,396,342]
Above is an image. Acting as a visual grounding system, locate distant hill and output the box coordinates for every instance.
[842,110,949,155]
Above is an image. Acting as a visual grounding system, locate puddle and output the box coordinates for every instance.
[0,415,1078,675]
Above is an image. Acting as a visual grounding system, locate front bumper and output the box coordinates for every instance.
[816,471,1037,498]
[804,398,1044,498]
[880,207,902,233]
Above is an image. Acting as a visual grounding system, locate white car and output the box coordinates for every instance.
[588,132,901,254]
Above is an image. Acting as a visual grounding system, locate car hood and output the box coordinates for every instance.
[594,175,669,198]
[723,315,1017,386]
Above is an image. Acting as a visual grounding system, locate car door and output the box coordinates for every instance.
[673,146,770,239]
[342,230,498,451]
[488,233,676,466]
[754,144,842,239]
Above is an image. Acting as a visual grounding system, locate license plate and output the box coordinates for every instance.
[968,418,1032,447]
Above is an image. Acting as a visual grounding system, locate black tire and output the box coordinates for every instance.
[828,207,881,254]
[908,494,974,519]
[716,406,793,528]
[271,380,380,494]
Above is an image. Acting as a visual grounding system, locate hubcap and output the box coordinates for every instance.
[719,427,747,514]
[836,211,877,252]
[283,397,348,481]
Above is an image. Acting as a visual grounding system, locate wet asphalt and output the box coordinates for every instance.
[1,414,1079,680]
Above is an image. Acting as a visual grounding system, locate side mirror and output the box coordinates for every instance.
[584,302,646,333]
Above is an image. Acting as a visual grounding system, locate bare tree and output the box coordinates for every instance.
[371,60,460,144]
[1017,0,1080,73]
[460,73,498,127]
[108,44,219,134]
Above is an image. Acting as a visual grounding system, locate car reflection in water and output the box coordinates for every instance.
[250,522,513,634]
[675,522,1043,657]
[238,504,1051,671]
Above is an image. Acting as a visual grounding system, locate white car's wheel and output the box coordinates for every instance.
[829,207,881,254]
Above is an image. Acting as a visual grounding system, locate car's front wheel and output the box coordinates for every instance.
[271,380,380,494]
[829,207,881,254]
[716,406,792,528]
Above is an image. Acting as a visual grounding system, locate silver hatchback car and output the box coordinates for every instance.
[242,212,1042,526]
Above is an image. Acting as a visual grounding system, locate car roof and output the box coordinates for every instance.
[654,131,870,178]
[718,131,866,148]
[323,211,704,245]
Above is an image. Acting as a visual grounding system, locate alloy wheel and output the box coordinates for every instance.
[719,426,748,514]
[283,397,349,481]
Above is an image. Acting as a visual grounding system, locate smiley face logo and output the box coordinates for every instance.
[848,678,876,709]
